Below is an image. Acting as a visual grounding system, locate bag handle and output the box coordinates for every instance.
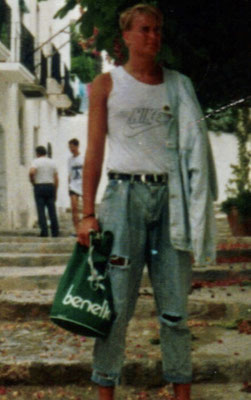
[87,231,107,291]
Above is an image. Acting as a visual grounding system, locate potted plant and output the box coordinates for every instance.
[221,107,251,236]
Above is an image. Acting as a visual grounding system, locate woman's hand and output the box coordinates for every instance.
[77,216,100,247]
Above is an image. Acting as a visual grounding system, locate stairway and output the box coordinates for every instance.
[0,213,250,399]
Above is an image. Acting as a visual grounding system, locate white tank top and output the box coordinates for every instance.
[107,66,173,174]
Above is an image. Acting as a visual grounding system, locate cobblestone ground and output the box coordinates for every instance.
[0,383,251,400]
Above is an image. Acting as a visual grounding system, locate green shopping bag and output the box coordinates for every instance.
[50,231,115,337]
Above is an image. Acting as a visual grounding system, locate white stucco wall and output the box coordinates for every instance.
[0,0,78,229]
[0,82,8,227]
[37,0,76,69]
[209,131,238,203]
[4,84,21,228]
[53,113,108,211]
[5,0,19,62]
[54,114,87,210]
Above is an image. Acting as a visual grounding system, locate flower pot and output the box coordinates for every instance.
[227,207,251,236]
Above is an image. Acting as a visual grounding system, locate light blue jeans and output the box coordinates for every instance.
[92,179,192,386]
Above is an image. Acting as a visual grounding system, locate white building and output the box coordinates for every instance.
[0,0,85,230]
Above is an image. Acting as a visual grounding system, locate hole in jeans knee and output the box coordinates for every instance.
[162,314,182,323]
[109,255,130,269]
[161,313,184,327]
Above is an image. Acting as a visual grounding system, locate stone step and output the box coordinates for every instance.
[0,236,249,263]
[1,241,245,255]
[0,251,250,268]
[0,236,75,243]
[216,235,251,262]
[216,249,251,263]
[0,285,250,322]
[0,253,70,267]
[0,266,65,291]
[0,317,250,386]
[0,242,75,254]
[0,264,250,291]
[0,229,73,238]
[0,234,250,246]
[0,383,251,400]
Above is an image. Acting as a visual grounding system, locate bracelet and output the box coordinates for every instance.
[82,213,95,219]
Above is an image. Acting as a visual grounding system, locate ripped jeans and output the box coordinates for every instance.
[92,179,192,386]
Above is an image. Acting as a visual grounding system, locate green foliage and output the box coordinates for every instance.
[205,108,238,133]
[80,13,94,38]
[71,53,101,83]
[52,0,250,111]
[70,25,101,82]
[221,107,251,217]
[221,191,251,217]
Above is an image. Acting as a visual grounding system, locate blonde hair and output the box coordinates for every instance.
[119,4,163,32]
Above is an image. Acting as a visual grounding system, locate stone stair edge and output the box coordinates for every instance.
[0,254,250,268]
[0,264,250,293]
[1,284,250,302]
[0,235,250,243]
[0,383,249,400]
[0,285,250,323]
[0,321,250,386]
[0,263,250,272]
[0,358,250,386]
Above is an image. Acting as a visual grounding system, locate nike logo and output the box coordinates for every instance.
[126,107,172,136]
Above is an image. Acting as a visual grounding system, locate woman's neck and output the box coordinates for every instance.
[123,60,163,84]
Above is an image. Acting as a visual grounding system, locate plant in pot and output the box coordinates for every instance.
[221,107,251,236]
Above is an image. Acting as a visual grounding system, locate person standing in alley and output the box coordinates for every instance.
[77,4,218,400]
[29,145,59,237]
[68,138,83,234]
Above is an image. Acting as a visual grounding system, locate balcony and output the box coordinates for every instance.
[46,46,71,109]
[20,22,35,75]
[40,51,47,88]
[64,65,74,102]
[0,20,35,84]
[19,50,47,98]
[52,46,61,84]
[47,46,63,95]
[0,0,11,61]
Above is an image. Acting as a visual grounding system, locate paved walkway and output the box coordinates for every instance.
[0,209,250,399]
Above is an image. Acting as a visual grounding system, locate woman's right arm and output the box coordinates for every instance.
[77,72,112,246]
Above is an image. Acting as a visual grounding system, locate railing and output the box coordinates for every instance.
[40,51,47,88]
[64,65,74,101]
[0,0,11,49]
[51,45,61,83]
[20,23,35,74]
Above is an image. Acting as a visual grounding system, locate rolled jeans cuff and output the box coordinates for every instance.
[91,370,120,387]
[164,372,192,384]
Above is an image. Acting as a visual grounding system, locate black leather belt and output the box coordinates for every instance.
[108,172,168,184]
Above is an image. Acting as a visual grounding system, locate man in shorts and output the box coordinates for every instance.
[68,138,83,233]
[78,4,217,400]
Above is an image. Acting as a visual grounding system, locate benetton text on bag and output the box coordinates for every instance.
[62,284,112,320]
